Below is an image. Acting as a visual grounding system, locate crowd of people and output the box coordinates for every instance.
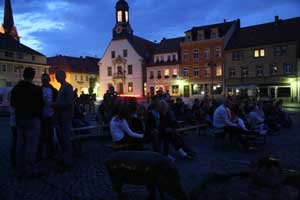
[8,68,293,178]
[9,67,74,178]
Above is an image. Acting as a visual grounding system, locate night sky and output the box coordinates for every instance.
[0,0,299,58]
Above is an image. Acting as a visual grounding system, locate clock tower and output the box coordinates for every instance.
[113,0,133,39]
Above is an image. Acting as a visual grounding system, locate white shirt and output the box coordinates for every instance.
[110,116,144,142]
[213,104,236,128]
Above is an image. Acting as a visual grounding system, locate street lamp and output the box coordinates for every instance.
[208,61,216,98]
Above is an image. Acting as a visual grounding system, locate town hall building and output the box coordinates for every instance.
[98,0,156,98]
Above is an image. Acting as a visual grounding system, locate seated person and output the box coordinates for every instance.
[110,100,144,148]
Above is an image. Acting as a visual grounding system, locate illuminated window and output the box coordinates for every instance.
[117,11,122,22]
[254,49,265,58]
[125,11,129,22]
[172,69,178,78]
[172,85,179,94]
[216,66,222,76]
[128,82,133,92]
[164,69,170,78]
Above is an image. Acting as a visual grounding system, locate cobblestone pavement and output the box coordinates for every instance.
[0,113,299,200]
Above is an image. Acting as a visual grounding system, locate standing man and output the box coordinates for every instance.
[52,70,74,171]
[37,73,58,160]
[10,67,44,178]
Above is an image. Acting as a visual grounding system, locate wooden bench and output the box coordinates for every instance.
[176,123,208,136]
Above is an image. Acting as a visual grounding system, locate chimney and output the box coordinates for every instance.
[236,18,241,29]
[275,15,279,22]
[224,19,226,23]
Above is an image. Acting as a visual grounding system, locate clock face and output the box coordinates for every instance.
[115,25,122,34]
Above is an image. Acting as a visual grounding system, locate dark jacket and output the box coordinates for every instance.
[11,81,44,120]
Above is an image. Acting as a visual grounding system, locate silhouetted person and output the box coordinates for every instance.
[10,67,44,178]
[37,73,58,160]
[52,70,74,171]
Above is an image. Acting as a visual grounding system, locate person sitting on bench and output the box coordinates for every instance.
[110,99,144,149]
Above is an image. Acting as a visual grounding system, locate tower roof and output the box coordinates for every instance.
[116,0,129,10]
[3,0,14,32]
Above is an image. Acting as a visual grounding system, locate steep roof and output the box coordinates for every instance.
[226,17,300,50]
[48,55,100,74]
[186,20,236,38]
[127,35,157,61]
[3,0,14,32]
[154,37,184,54]
[0,33,44,56]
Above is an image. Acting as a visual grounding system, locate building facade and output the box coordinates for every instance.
[48,55,100,97]
[98,0,156,98]
[0,0,48,106]
[146,37,183,97]
[180,20,239,98]
[225,16,300,102]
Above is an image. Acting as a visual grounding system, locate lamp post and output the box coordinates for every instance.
[208,61,216,98]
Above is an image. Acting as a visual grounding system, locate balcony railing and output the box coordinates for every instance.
[113,73,126,79]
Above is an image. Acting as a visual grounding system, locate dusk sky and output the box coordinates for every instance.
[0,0,299,58]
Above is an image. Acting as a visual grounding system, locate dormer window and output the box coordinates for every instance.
[125,11,129,22]
[117,11,122,23]
[211,31,217,39]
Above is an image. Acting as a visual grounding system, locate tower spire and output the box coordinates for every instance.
[0,0,20,41]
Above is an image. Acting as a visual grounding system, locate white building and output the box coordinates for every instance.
[98,0,156,98]
[147,37,184,97]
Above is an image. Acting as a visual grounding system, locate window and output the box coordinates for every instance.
[107,67,112,76]
[32,56,36,61]
[111,51,116,59]
[229,68,235,77]
[183,68,189,77]
[14,65,23,73]
[123,49,128,57]
[203,49,210,59]
[80,76,83,81]
[0,64,7,72]
[215,48,222,57]
[197,33,204,40]
[160,56,164,62]
[157,71,162,79]
[277,87,291,98]
[254,49,265,58]
[149,71,154,79]
[273,46,287,56]
[204,67,211,77]
[125,11,129,22]
[183,52,189,61]
[117,66,122,74]
[172,69,178,78]
[117,11,122,22]
[216,66,222,76]
[284,64,292,74]
[270,64,279,75]
[5,51,13,57]
[155,56,159,63]
[17,53,24,59]
[86,76,89,82]
[128,82,133,92]
[127,65,133,75]
[167,55,171,62]
[193,49,199,60]
[211,31,217,39]
[172,54,176,61]
[241,67,248,78]
[256,66,264,76]
[164,69,170,78]
[172,85,179,94]
[232,51,244,61]
[193,67,199,77]
[192,84,204,95]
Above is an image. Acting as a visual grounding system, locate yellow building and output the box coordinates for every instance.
[0,0,48,89]
[48,55,100,97]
